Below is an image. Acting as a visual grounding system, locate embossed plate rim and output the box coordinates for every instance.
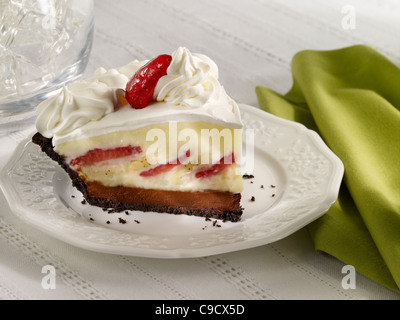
[0,104,344,258]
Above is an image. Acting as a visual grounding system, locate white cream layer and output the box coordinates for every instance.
[60,122,243,193]
[80,160,243,193]
[53,103,242,148]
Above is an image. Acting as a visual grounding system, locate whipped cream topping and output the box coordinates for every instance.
[35,60,146,138]
[155,47,232,108]
[36,82,114,139]
[35,47,242,146]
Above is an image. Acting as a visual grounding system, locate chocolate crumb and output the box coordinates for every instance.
[250,181,253,184]
[212,220,221,227]
[272,194,276,198]
[250,196,255,202]
[205,217,212,222]
[270,185,276,188]
[106,221,110,224]
[261,185,264,189]
[71,195,75,198]
[118,218,127,224]
[242,174,254,179]
[81,199,86,205]
[102,207,108,212]
[89,218,94,222]
[134,220,140,224]
[125,211,129,215]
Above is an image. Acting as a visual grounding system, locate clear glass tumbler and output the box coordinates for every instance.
[0,0,94,133]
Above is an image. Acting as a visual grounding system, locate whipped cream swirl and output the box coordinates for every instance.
[35,61,145,138]
[154,47,237,112]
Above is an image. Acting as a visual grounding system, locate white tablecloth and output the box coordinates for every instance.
[0,0,399,300]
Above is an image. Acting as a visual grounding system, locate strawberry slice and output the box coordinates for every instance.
[139,163,177,177]
[70,145,142,167]
[140,150,190,177]
[195,153,235,178]
[125,54,172,109]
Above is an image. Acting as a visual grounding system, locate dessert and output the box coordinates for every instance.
[32,47,244,222]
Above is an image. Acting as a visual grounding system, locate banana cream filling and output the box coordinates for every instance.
[58,121,243,193]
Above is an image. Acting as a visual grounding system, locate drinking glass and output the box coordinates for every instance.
[0,0,94,133]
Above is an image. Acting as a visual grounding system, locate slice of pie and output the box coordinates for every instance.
[32,47,244,222]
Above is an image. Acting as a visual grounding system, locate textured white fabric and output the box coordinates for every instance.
[0,0,399,300]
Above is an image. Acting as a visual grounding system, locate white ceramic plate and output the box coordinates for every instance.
[0,104,343,258]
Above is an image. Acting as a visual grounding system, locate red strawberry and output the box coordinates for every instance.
[139,163,177,177]
[70,145,142,167]
[195,153,235,178]
[125,54,172,109]
[140,150,190,177]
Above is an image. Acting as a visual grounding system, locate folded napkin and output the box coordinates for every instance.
[256,45,400,294]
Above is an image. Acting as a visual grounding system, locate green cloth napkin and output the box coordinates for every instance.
[256,45,400,294]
